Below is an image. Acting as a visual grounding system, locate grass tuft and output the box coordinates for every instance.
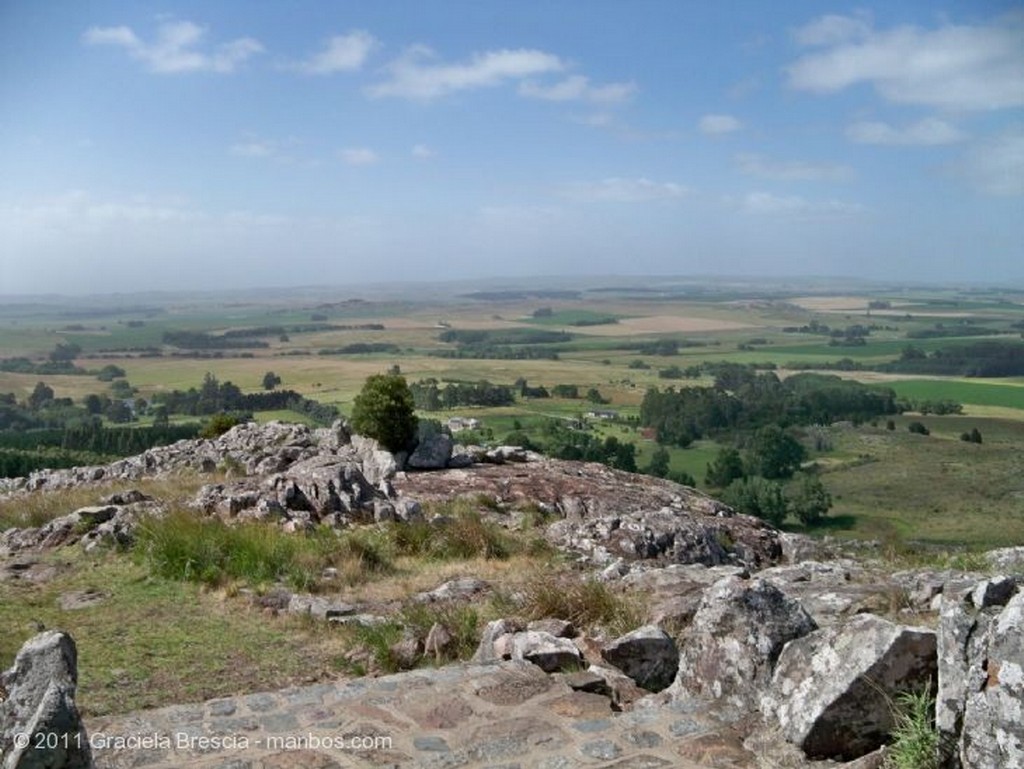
[385,501,518,561]
[519,573,644,635]
[884,684,939,769]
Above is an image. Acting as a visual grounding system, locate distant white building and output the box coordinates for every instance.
[446,416,481,432]
[586,409,619,420]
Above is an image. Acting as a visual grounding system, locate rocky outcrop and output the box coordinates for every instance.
[763,614,937,760]
[669,576,817,712]
[0,631,93,769]
[937,576,1023,769]
[397,459,784,570]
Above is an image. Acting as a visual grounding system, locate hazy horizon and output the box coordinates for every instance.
[2,1,1022,295]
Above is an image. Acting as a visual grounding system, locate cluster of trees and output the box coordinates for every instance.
[409,379,516,411]
[150,373,337,425]
[508,419,637,472]
[701,429,832,526]
[317,343,399,355]
[433,328,569,360]
[883,341,1024,377]
[640,372,900,448]
[162,331,269,349]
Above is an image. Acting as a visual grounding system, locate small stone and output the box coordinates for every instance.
[414,735,451,752]
[580,739,622,760]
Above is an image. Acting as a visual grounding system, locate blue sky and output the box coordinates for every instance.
[1,1,1022,294]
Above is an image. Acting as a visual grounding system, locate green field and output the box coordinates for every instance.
[885,379,1024,410]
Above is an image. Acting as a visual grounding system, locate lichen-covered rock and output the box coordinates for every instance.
[511,631,582,673]
[0,631,93,769]
[670,576,816,711]
[938,579,1023,769]
[763,613,937,760]
[600,625,678,692]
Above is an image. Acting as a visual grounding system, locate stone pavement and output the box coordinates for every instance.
[86,660,751,768]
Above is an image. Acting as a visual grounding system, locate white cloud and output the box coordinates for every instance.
[961,129,1024,196]
[560,177,689,203]
[786,14,1024,110]
[519,75,636,104]
[739,191,865,217]
[698,114,742,136]
[735,153,854,182]
[1,190,200,225]
[230,140,276,158]
[367,45,564,100]
[411,144,435,159]
[82,20,262,74]
[846,117,966,146]
[794,13,872,46]
[338,147,379,166]
[293,31,377,74]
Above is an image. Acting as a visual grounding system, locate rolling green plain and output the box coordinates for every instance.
[2,278,1023,552]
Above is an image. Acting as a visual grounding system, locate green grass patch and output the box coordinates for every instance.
[135,510,392,591]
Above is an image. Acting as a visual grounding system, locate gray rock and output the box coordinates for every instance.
[670,576,816,711]
[472,619,524,663]
[351,435,398,485]
[415,577,489,603]
[986,546,1024,575]
[511,631,582,673]
[526,619,575,638]
[0,631,93,769]
[600,625,678,692]
[408,434,454,470]
[763,613,937,760]
[938,581,1024,769]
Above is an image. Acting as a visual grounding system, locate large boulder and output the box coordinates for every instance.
[600,625,678,692]
[670,576,816,711]
[0,631,93,769]
[763,613,937,760]
[937,577,1023,769]
[407,433,454,470]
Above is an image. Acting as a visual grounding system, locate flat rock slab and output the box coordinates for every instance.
[86,661,727,768]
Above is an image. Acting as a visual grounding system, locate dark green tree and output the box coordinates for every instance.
[28,381,54,410]
[745,424,806,479]
[646,445,671,478]
[705,447,745,488]
[789,474,833,525]
[722,476,788,526]
[351,373,418,453]
[262,371,282,390]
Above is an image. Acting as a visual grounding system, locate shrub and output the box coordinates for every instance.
[722,476,789,526]
[200,413,242,439]
[789,474,833,526]
[907,421,930,436]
